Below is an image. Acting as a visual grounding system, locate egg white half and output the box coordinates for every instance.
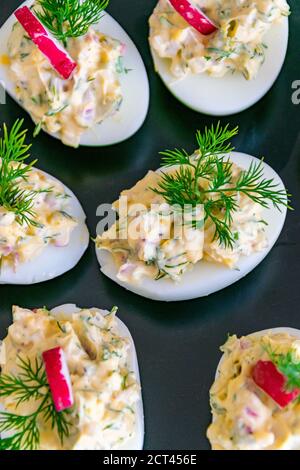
[0,0,150,146]
[212,327,300,450]
[96,151,287,301]
[215,327,300,380]
[50,303,144,450]
[150,19,288,116]
[0,304,144,450]
[0,170,89,285]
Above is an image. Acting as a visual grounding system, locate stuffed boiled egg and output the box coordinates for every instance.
[207,327,300,450]
[96,124,288,301]
[0,0,149,147]
[149,0,290,116]
[0,304,144,450]
[0,119,89,284]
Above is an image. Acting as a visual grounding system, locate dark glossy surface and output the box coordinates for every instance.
[0,0,300,451]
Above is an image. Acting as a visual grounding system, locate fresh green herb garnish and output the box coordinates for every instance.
[121,372,133,390]
[103,423,115,430]
[31,96,39,105]
[45,104,69,117]
[115,56,132,75]
[206,47,235,59]
[152,123,290,248]
[56,321,66,333]
[20,52,30,60]
[110,306,118,316]
[0,119,51,226]
[59,210,75,220]
[35,0,110,47]
[0,356,72,450]
[155,268,169,281]
[267,348,300,391]
[55,193,71,200]
[159,15,174,27]
[33,120,43,138]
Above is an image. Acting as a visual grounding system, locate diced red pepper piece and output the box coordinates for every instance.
[252,360,300,408]
[169,0,218,35]
[42,347,74,412]
[14,6,77,79]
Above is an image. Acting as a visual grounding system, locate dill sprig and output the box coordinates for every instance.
[152,123,290,248]
[266,347,300,392]
[0,119,51,227]
[35,0,110,47]
[0,356,72,450]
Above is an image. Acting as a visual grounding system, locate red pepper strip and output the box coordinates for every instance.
[252,360,300,408]
[169,0,218,35]
[42,347,74,412]
[14,6,77,79]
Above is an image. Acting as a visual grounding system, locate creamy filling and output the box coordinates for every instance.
[207,332,300,450]
[149,0,290,80]
[8,15,123,147]
[0,306,140,450]
[96,159,267,284]
[0,163,77,268]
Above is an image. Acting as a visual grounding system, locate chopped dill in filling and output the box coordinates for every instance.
[149,0,290,80]
[8,1,124,147]
[207,331,300,450]
[0,120,78,268]
[0,305,140,450]
[96,124,289,284]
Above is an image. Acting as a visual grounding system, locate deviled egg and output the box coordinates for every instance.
[207,328,300,450]
[0,304,144,450]
[0,0,149,147]
[0,119,89,284]
[149,0,290,115]
[96,124,288,301]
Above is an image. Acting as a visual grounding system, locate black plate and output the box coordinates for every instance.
[0,0,300,451]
